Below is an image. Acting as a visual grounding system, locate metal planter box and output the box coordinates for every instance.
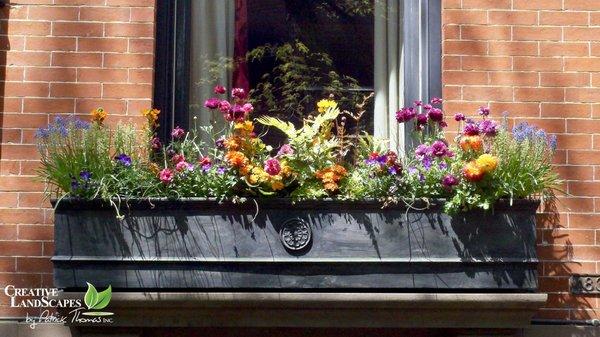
[52,198,540,292]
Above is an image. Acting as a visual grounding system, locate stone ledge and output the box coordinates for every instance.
[60,292,547,329]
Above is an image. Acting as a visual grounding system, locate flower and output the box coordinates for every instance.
[159,168,174,184]
[475,154,498,173]
[454,113,465,122]
[225,151,248,168]
[218,100,231,113]
[234,121,254,134]
[416,113,428,127]
[216,166,227,175]
[214,85,226,94]
[428,108,443,122]
[150,137,162,151]
[277,144,294,156]
[548,135,558,151]
[478,106,490,117]
[430,140,450,157]
[462,161,484,182]
[441,174,459,189]
[79,170,92,181]
[91,107,107,124]
[215,136,226,149]
[431,97,443,105]
[171,153,185,164]
[231,88,246,99]
[264,158,281,176]
[395,107,416,123]
[415,144,430,160]
[414,100,423,106]
[316,99,338,113]
[479,119,497,137]
[315,164,347,193]
[142,108,160,128]
[462,122,480,136]
[175,161,193,172]
[114,153,132,167]
[459,135,483,152]
[204,98,220,109]
[242,103,254,114]
[171,126,185,140]
[228,104,247,122]
[271,180,285,191]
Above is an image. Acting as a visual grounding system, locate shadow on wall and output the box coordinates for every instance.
[537,197,594,320]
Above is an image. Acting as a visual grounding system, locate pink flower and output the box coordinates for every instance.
[277,144,294,156]
[428,108,443,122]
[454,113,466,121]
[431,97,443,104]
[231,88,246,99]
[150,137,162,151]
[175,161,193,172]
[204,98,220,109]
[171,126,185,140]
[478,106,490,117]
[218,100,231,113]
[423,104,433,111]
[227,104,246,122]
[414,100,423,107]
[442,174,459,190]
[242,103,254,114]
[171,153,185,164]
[159,168,173,184]
[264,158,281,176]
[214,85,226,94]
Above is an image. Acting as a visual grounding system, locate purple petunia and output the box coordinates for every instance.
[114,153,132,167]
[441,174,459,189]
[479,119,498,137]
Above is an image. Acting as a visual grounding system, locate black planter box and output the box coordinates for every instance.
[52,198,540,292]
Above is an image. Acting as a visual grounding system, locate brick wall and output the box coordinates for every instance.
[0,0,598,323]
[0,0,154,317]
[442,0,599,320]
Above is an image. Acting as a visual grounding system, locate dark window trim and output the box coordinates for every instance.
[153,0,442,143]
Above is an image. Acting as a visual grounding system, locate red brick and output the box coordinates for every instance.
[53,0,104,4]
[566,89,600,103]
[25,67,76,82]
[131,8,154,22]
[75,99,127,114]
[4,51,50,66]
[443,71,488,85]
[555,134,592,150]
[443,10,488,24]
[444,41,488,55]
[489,42,537,56]
[104,53,154,68]
[78,37,129,53]
[489,11,538,25]
[565,58,600,72]
[16,258,52,273]
[52,52,102,67]
[513,0,562,10]
[25,37,76,52]
[1,129,21,144]
[0,225,17,240]
[540,11,589,26]
[541,43,589,57]
[23,98,74,113]
[52,22,103,37]
[515,88,564,102]
[105,23,154,38]
[461,26,511,40]
[543,229,596,246]
[462,0,511,9]
[105,0,156,6]
[103,84,152,98]
[489,102,541,117]
[128,69,153,84]
[541,104,591,118]
[569,151,600,165]
[569,182,600,197]
[462,56,511,70]
[18,193,48,209]
[515,118,566,133]
[128,38,154,53]
[4,83,49,97]
[565,28,600,42]
[514,27,562,41]
[443,56,461,70]
[564,0,600,10]
[50,83,101,98]
[0,240,43,256]
[514,57,563,72]
[555,166,593,181]
[28,6,79,21]
[0,145,39,160]
[541,73,590,87]
[463,86,513,101]
[80,7,130,22]
[4,67,24,81]
[77,68,128,83]
[4,21,51,36]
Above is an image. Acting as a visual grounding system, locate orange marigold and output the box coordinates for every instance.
[142,108,160,128]
[225,151,248,168]
[91,107,107,124]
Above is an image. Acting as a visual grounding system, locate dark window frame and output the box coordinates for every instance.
[153,0,441,144]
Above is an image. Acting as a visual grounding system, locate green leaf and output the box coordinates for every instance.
[91,285,112,310]
[84,282,98,309]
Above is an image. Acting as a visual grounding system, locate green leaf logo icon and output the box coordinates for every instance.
[84,283,112,310]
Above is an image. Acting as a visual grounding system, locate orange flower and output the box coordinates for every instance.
[475,154,498,173]
[462,161,484,182]
[91,107,107,124]
[271,180,285,191]
[315,164,347,193]
[459,135,483,152]
[142,108,160,128]
[224,136,241,151]
[234,121,254,136]
[225,151,248,168]
[323,182,339,191]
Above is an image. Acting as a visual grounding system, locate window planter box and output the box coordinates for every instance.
[52,198,539,292]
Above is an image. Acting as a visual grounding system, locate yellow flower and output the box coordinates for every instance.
[91,107,107,124]
[271,180,285,191]
[142,108,160,128]
[475,154,498,173]
[234,121,254,134]
[316,99,338,113]
[463,161,484,182]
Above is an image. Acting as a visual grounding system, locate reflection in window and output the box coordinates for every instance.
[189,0,402,148]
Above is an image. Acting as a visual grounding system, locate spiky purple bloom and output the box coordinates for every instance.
[454,113,466,122]
[114,153,132,167]
[414,100,423,107]
[423,104,433,111]
[416,113,428,126]
[478,106,490,117]
[430,140,450,157]
[479,119,498,137]
[395,107,416,123]
[231,88,246,99]
[431,97,443,104]
[462,122,480,136]
[214,85,226,94]
[218,100,231,113]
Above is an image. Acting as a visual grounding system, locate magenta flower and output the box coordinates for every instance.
[277,144,294,156]
[441,174,459,189]
[416,113,428,126]
[175,161,193,172]
[478,106,490,117]
[479,119,498,136]
[204,97,220,109]
[218,100,231,113]
[231,88,246,99]
[454,113,466,121]
[214,85,226,94]
[171,126,185,140]
[439,121,448,128]
[430,140,449,157]
[264,158,281,176]
[171,153,185,164]
[395,107,416,123]
[462,122,480,136]
[242,103,254,114]
[423,104,433,111]
[150,136,162,151]
[227,104,246,122]
[431,97,443,104]
[159,168,174,184]
[415,144,430,160]
[414,100,423,107]
[428,108,443,122]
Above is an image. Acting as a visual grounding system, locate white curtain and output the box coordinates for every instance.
[189,0,235,131]
[374,0,405,153]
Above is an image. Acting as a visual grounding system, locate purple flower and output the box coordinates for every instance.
[423,104,433,111]
[415,144,430,159]
[218,100,231,113]
[228,104,246,122]
[462,122,480,136]
[114,153,132,167]
[79,170,92,181]
[414,100,423,107]
[395,107,416,123]
[431,97,443,104]
[231,88,246,99]
[428,108,443,122]
[388,165,401,175]
[416,113,428,126]
[151,137,162,151]
[214,85,226,94]
[439,121,448,128]
[204,97,220,109]
[441,174,459,189]
[438,161,448,170]
[422,156,433,170]
[264,158,281,176]
[430,140,449,157]
[216,166,227,175]
[454,113,466,121]
[479,119,498,137]
[277,144,294,156]
[171,126,185,140]
[242,103,254,114]
[548,135,558,151]
[478,106,490,117]
[215,136,226,149]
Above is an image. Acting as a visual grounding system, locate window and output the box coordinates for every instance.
[153,0,441,152]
